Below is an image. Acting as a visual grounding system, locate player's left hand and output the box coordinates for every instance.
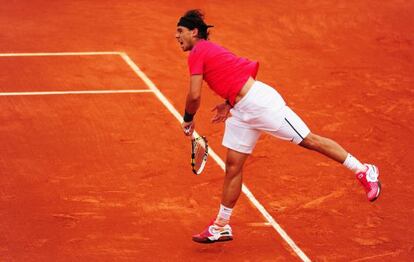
[211,102,231,123]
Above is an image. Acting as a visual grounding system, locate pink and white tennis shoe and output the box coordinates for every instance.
[192,221,233,243]
[356,164,381,202]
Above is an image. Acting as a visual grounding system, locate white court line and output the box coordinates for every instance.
[0,51,121,57]
[0,89,153,96]
[120,52,311,262]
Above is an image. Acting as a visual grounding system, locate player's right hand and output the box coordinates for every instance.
[182,121,195,136]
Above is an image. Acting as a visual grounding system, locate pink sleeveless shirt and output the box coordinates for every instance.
[188,40,259,105]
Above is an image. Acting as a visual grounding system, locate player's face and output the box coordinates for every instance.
[176,26,196,51]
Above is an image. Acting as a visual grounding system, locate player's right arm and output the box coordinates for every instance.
[182,74,203,135]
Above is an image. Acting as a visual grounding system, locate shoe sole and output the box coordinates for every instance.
[192,236,233,244]
[369,180,381,202]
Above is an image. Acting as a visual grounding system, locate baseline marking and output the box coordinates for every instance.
[0,89,153,96]
[0,51,121,57]
[120,52,311,262]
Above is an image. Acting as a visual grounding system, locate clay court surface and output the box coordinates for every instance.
[1,1,413,261]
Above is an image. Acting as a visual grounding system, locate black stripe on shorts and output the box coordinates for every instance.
[284,118,304,140]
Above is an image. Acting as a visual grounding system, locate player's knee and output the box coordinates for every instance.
[225,149,248,177]
[225,160,243,177]
[300,133,323,150]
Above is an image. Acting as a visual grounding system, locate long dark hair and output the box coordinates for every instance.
[177,9,213,40]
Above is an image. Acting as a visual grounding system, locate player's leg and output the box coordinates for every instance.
[192,149,249,244]
[299,133,348,164]
[192,109,259,244]
[269,106,381,201]
[217,118,259,224]
[221,149,249,208]
[299,132,380,201]
[212,149,249,227]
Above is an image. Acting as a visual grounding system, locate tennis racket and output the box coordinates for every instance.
[190,134,209,175]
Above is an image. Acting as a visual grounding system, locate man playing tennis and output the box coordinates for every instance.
[176,9,381,244]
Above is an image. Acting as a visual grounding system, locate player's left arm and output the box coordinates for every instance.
[182,74,203,135]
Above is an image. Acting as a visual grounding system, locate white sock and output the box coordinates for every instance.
[343,153,366,173]
[215,204,233,226]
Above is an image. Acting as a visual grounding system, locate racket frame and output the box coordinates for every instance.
[191,134,209,175]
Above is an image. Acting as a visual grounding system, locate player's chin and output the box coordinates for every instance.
[180,44,191,52]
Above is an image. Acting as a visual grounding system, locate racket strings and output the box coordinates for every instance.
[193,137,207,172]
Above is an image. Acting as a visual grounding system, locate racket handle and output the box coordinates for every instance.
[184,126,191,135]
[185,127,196,139]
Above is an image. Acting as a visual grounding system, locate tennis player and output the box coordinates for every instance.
[176,9,381,244]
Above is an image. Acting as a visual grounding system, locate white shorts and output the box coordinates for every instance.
[222,81,311,154]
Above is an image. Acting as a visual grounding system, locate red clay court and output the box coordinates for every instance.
[0,1,413,261]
